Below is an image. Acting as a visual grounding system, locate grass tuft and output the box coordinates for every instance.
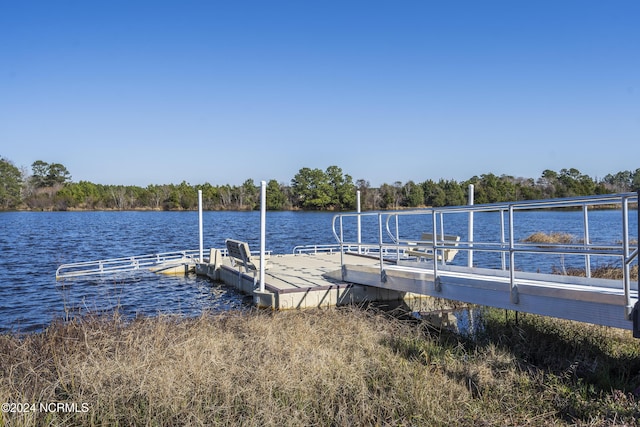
[523,232,576,245]
[557,264,639,281]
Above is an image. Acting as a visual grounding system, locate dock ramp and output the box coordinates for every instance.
[332,192,640,335]
[341,262,638,332]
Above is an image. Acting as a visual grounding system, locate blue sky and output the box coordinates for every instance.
[1,1,638,187]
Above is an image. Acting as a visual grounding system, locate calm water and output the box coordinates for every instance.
[0,209,636,333]
[0,211,338,333]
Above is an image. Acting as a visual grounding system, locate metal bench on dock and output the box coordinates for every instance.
[405,233,460,263]
[225,239,267,273]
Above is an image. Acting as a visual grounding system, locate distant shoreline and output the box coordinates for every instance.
[3,202,635,213]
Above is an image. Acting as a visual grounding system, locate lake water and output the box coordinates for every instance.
[0,209,637,333]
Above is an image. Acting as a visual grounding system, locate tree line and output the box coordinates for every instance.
[0,156,638,211]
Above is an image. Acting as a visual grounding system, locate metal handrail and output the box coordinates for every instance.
[292,243,406,257]
[292,244,345,254]
[56,249,203,279]
[332,192,639,314]
[56,246,276,280]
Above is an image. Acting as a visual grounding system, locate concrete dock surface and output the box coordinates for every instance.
[197,251,419,310]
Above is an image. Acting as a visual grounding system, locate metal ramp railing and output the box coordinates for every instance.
[331,192,640,334]
[55,249,202,279]
[291,243,406,257]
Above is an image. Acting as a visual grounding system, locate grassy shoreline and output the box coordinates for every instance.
[1,306,640,426]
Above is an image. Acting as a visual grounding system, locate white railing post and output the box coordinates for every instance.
[395,214,400,263]
[259,181,266,293]
[500,209,507,270]
[583,204,591,278]
[357,190,362,254]
[339,216,345,271]
[468,184,474,268]
[432,210,439,283]
[198,190,203,262]
[622,195,631,314]
[378,213,384,277]
[509,204,518,303]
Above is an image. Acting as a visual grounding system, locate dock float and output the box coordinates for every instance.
[195,249,423,310]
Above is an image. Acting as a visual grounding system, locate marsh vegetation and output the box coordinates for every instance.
[1,306,639,426]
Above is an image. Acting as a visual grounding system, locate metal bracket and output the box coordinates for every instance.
[341,264,347,281]
[434,276,442,292]
[632,301,640,339]
[381,269,387,283]
[510,285,520,304]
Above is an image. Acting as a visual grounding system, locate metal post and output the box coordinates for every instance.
[339,216,344,272]
[622,195,631,313]
[583,204,591,278]
[432,210,439,286]
[509,205,518,303]
[468,184,474,268]
[438,212,444,265]
[259,181,266,293]
[198,190,203,262]
[395,214,400,262]
[378,213,384,278]
[500,209,506,270]
[357,190,362,254]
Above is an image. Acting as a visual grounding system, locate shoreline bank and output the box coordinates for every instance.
[1,307,638,426]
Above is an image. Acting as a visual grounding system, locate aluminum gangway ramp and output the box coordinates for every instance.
[341,263,638,332]
[332,192,640,336]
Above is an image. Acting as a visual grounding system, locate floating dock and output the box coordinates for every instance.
[193,237,639,334]
[195,191,639,335]
[55,191,639,335]
[195,250,427,310]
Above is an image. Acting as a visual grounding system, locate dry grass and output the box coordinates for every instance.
[1,307,639,426]
[558,264,639,281]
[523,232,576,245]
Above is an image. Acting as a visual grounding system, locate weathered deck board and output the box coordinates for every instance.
[200,252,416,309]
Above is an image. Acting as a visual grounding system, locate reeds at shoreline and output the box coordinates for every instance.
[1,306,639,426]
